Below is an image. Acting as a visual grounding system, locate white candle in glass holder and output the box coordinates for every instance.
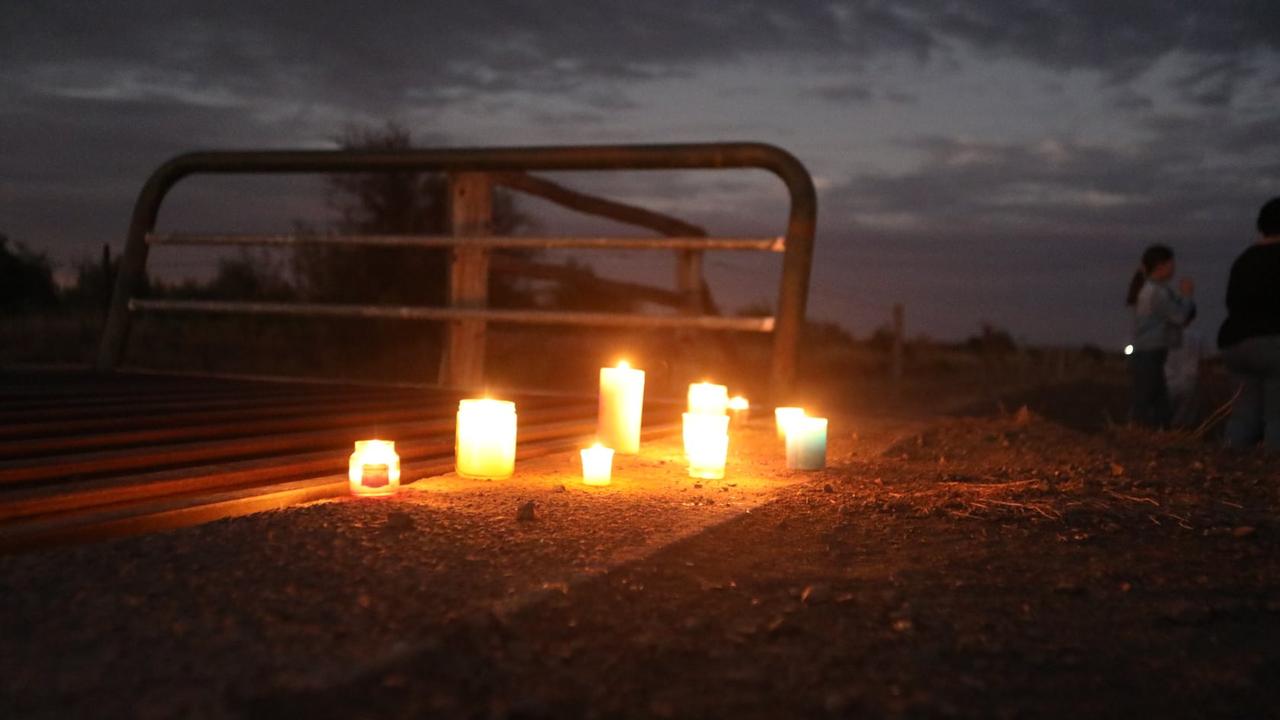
[580,443,615,486]
[456,399,517,479]
[598,360,645,454]
[687,382,729,416]
[785,415,828,470]
[348,439,401,497]
[683,412,730,479]
[774,406,806,440]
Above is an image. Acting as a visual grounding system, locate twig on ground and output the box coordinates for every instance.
[1105,490,1160,506]
[1191,387,1241,440]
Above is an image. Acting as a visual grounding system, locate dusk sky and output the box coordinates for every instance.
[3,2,1279,346]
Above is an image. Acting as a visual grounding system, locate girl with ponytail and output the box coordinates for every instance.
[1127,244,1196,428]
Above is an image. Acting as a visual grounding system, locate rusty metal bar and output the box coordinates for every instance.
[146,232,785,252]
[98,142,817,397]
[129,299,776,332]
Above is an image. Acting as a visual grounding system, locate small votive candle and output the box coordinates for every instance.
[728,395,750,426]
[683,412,730,479]
[456,399,517,479]
[598,360,645,454]
[580,443,615,486]
[349,439,401,497]
[774,406,806,440]
[687,382,729,416]
[785,415,828,470]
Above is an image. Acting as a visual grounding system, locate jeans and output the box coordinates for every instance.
[1129,349,1170,429]
[1222,335,1280,450]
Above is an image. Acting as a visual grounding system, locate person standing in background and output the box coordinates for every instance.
[1166,328,1204,429]
[1126,245,1196,428]
[1219,196,1280,449]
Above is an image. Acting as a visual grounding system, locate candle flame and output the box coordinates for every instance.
[728,396,749,411]
[617,359,630,369]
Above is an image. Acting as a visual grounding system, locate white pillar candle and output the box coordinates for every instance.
[683,412,730,479]
[785,415,828,470]
[774,406,806,440]
[687,382,729,416]
[456,399,517,479]
[728,395,750,426]
[598,360,645,454]
[580,443,615,486]
[349,439,401,497]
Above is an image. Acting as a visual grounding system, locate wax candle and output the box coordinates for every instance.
[580,443,615,486]
[774,406,806,440]
[785,415,828,471]
[687,382,729,416]
[683,412,730,479]
[348,439,401,497]
[456,398,517,479]
[598,360,645,454]
[728,395,750,426]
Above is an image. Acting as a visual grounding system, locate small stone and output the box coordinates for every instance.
[1232,526,1256,538]
[552,483,566,493]
[694,482,702,489]
[824,691,851,713]
[1159,600,1211,625]
[384,511,415,532]
[823,483,834,493]
[516,500,537,522]
[1110,463,1126,477]
[1053,582,1085,595]
[801,583,832,605]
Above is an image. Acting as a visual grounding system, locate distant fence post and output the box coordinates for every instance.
[890,303,905,382]
[439,172,493,388]
[101,243,113,317]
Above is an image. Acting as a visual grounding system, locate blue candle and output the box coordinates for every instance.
[784,416,827,470]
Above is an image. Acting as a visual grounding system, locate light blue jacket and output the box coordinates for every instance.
[1133,279,1195,351]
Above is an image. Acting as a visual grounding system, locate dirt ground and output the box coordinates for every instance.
[3,381,1279,719]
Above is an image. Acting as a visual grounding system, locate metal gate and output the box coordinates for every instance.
[97,142,817,398]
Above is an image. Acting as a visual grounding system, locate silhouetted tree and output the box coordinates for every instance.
[965,323,1017,356]
[0,234,58,312]
[293,122,530,307]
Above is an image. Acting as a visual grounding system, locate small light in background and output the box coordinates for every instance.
[1124,344,1134,356]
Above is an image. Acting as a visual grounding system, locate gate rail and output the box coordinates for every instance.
[97,142,817,397]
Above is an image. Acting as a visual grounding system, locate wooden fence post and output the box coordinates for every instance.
[676,250,705,315]
[890,303,905,382]
[438,172,493,388]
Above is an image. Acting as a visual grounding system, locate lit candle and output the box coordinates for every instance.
[785,415,828,471]
[687,382,729,416]
[456,398,517,479]
[348,439,401,497]
[683,412,729,479]
[728,395,750,426]
[598,360,645,454]
[774,406,806,440]
[580,443,615,486]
